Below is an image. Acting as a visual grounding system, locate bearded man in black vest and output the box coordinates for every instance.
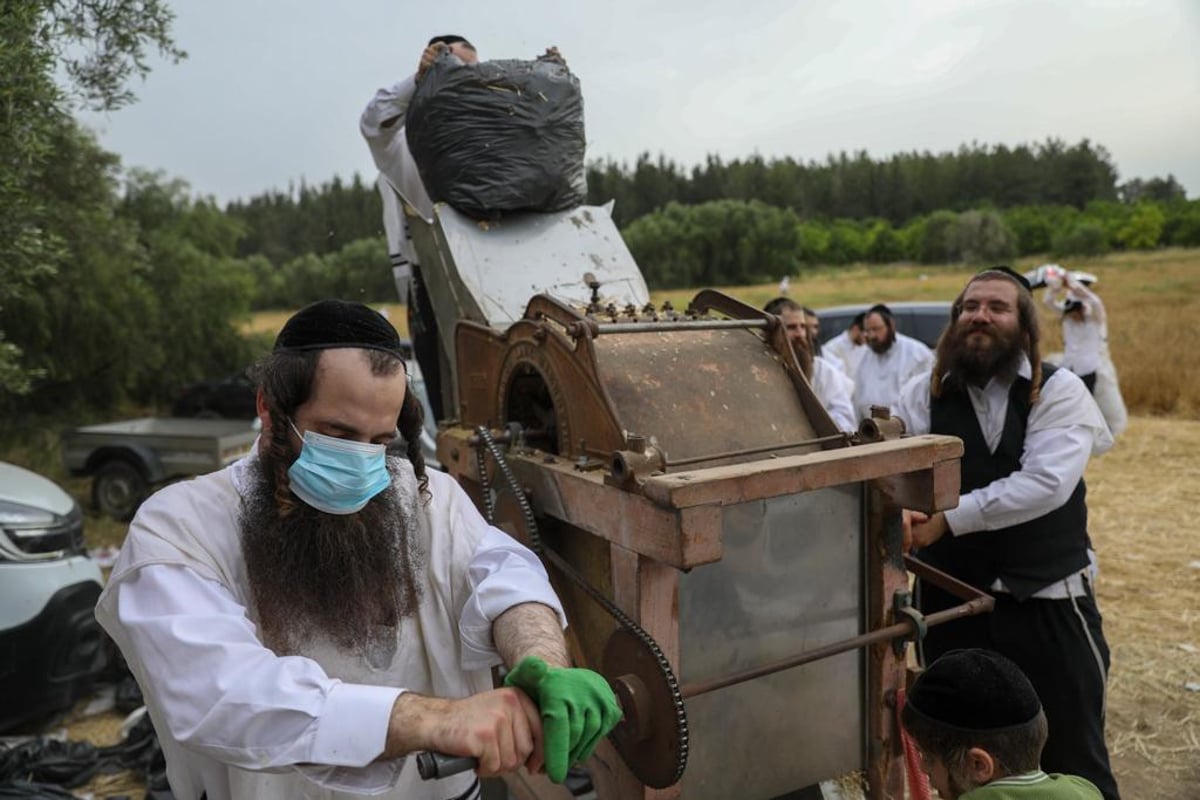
[895,267,1120,800]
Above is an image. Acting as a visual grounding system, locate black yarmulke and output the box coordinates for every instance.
[980,265,1033,293]
[907,649,1042,733]
[273,300,402,356]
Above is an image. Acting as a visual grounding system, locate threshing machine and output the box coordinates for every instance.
[404,200,991,800]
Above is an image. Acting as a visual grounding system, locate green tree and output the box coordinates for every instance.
[622,200,800,288]
[2,123,159,412]
[915,210,960,264]
[1115,203,1166,250]
[2,143,260,415]
[278,253,331,308]
[1163,201,1200,247]
[324,237,395,303]
[866,221,905,263]
[118,171,260,405]
[620,205,696,288]
[1052,223,1110,258]
[796,221,831,264]
[1118,176,1186,204]
[0,0,183,394]
[1079,200,1129,248]
[949,210,1017,264]
[1005,206,1056,256]
[824,220,869,265]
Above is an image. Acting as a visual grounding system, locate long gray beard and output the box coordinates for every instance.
[239,455,426,656]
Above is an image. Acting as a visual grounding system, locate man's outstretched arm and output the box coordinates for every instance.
[493,602,571,669]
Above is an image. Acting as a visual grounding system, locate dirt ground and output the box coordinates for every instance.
[55,415,1200,799]
[1085,416,1200,798]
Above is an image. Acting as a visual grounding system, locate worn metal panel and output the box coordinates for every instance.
[422,202,650,328]
[678,485,864,799]
[593,328,821,467]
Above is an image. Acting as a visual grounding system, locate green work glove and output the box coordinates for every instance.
[504,656,623,783]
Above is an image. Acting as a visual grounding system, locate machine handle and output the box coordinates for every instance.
[416,675,636,781]
[416,751,477,780]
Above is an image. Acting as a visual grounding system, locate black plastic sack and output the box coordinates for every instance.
[406,54,586,218]
[0,709,168,797]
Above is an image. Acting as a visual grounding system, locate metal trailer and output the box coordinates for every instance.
[405,203,990,799]
[62,417,257,521]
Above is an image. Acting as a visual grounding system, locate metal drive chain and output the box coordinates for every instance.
[474,426,690,785]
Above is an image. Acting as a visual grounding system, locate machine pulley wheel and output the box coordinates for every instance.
[603,629,688,789]
[474,425,689,787]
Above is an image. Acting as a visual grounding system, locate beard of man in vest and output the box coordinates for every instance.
[940,300,1027,389]
[239,445,426,657]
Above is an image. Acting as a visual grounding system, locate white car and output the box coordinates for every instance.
[0,461,108,732]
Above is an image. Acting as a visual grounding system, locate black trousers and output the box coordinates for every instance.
[919,580,1120,800]
[408,266,445,422]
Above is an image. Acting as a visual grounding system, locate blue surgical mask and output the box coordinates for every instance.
[286,421,391,515]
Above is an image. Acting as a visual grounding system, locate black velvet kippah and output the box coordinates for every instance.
[907,649,1042,733]
[273,299,403,356]
[979,265,1033,293]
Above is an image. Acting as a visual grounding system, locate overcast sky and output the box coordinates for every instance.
[78,0,1200,204]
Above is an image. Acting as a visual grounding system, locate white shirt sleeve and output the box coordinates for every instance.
[894,372,932,435]
[457,505,568,671]
[811,357,858,432]
[1069,279,1107,325]
[359,75,417,146]
[944,369,1113,535]
[359,73,435,227]
[113,565,402,778]
[909,338,935,377]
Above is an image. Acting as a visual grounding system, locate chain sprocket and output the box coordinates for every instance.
[475,426,689,787]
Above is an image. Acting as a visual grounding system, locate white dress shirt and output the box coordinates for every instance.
[824,330,866,379]
[96,456,564,800]
[361,74,435,222]
[851,332,934,424]
[361,74,437,277]
[896,356,1113,599]
[1059,284,1107,378]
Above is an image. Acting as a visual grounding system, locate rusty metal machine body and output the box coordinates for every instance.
[410,203,984,799]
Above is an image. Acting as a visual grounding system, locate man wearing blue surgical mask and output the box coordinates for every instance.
[96,300,620,800]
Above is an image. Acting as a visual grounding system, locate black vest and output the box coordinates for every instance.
[924,363,1090,600]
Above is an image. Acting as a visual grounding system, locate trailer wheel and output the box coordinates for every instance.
[92,460,149,522]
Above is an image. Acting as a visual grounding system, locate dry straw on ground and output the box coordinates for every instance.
[1085,416,1200,795]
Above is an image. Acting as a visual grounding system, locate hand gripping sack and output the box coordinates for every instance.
[406,54,586,218]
